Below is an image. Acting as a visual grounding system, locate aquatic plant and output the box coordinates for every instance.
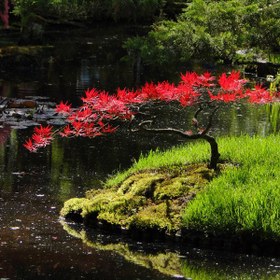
[24,71,278,169]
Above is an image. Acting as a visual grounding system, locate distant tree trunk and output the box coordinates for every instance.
[0,0,9,29]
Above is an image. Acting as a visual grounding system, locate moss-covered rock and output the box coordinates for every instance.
[61,163,216,236]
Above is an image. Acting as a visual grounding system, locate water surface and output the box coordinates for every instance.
[0,26,280,279]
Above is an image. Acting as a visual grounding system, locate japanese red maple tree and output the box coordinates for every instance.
[24,71,278,169]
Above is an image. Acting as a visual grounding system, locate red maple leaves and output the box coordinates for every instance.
[218,71,247,91]
[24,125,53,152]
[24,71,278,152]
[56,101,72,114]
[246,85,273,104]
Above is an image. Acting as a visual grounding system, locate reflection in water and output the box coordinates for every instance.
[0,129,176,279]
[62,221,280,280]
[0,102,278,279]
[0,80,11,97]
[0,125,11,144]
[0,26,279,279]
[76,59,92,95]
[62,222,184,278]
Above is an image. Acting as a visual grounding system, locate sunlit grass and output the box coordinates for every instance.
[106,134,280,239]
[105,139,210,187]
[182,134,280,239]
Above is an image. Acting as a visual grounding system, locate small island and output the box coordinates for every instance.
[61,134,280,256]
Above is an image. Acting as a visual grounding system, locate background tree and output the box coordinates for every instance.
[11,0,186,26]
[24,71,278,170]
[0,0,9,29]
[10,0,186,43]
[124,0,280,65]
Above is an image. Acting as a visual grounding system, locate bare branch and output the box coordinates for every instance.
[192,106,203,129]
[200,106,219,136]
[133,120,203,139]
[131,110,221,169]
[194,106,203,120]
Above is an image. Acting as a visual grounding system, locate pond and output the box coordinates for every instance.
[0,25,280,279]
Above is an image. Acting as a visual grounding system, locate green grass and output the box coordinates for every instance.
[105,140,210,187]
[105,134,280,239]
[107,134,280,239]
[182,134,280,239]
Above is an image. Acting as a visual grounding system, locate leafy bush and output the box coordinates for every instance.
[125,0,280,65]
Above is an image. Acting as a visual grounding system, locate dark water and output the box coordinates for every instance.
[0,26,280,279]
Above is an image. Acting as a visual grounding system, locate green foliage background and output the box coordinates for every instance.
[11,0,184,23]
[12,0,280,63]
[124,0,280,65]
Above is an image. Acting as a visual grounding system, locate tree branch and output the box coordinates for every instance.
[132,111,221,169]
[201,105,219,135]
[133,120,204,140]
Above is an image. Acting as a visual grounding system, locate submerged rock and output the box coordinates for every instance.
[60,164,216,238]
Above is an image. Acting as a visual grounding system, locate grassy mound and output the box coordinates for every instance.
[61,163,216,234]
[183,134,280,240]
[61,134,280,243]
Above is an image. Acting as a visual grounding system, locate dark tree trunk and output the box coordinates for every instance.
[133,122,221,170]
[202,135,220,169]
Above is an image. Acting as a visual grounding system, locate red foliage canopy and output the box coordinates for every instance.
[24,71,278,152]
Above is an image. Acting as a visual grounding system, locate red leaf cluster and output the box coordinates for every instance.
[56,101,72,114]
[24,71,278,152]
[23,125,53,152]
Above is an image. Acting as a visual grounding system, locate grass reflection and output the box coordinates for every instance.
[61,221,280,280]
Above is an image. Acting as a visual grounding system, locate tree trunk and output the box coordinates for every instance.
[202,135,220,169]
[0,0,9,29]
[134,123,221,170]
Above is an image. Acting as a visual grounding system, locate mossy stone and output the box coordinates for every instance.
[117,173,165,196]
[61,163,216,234]
[132,201,178,231]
